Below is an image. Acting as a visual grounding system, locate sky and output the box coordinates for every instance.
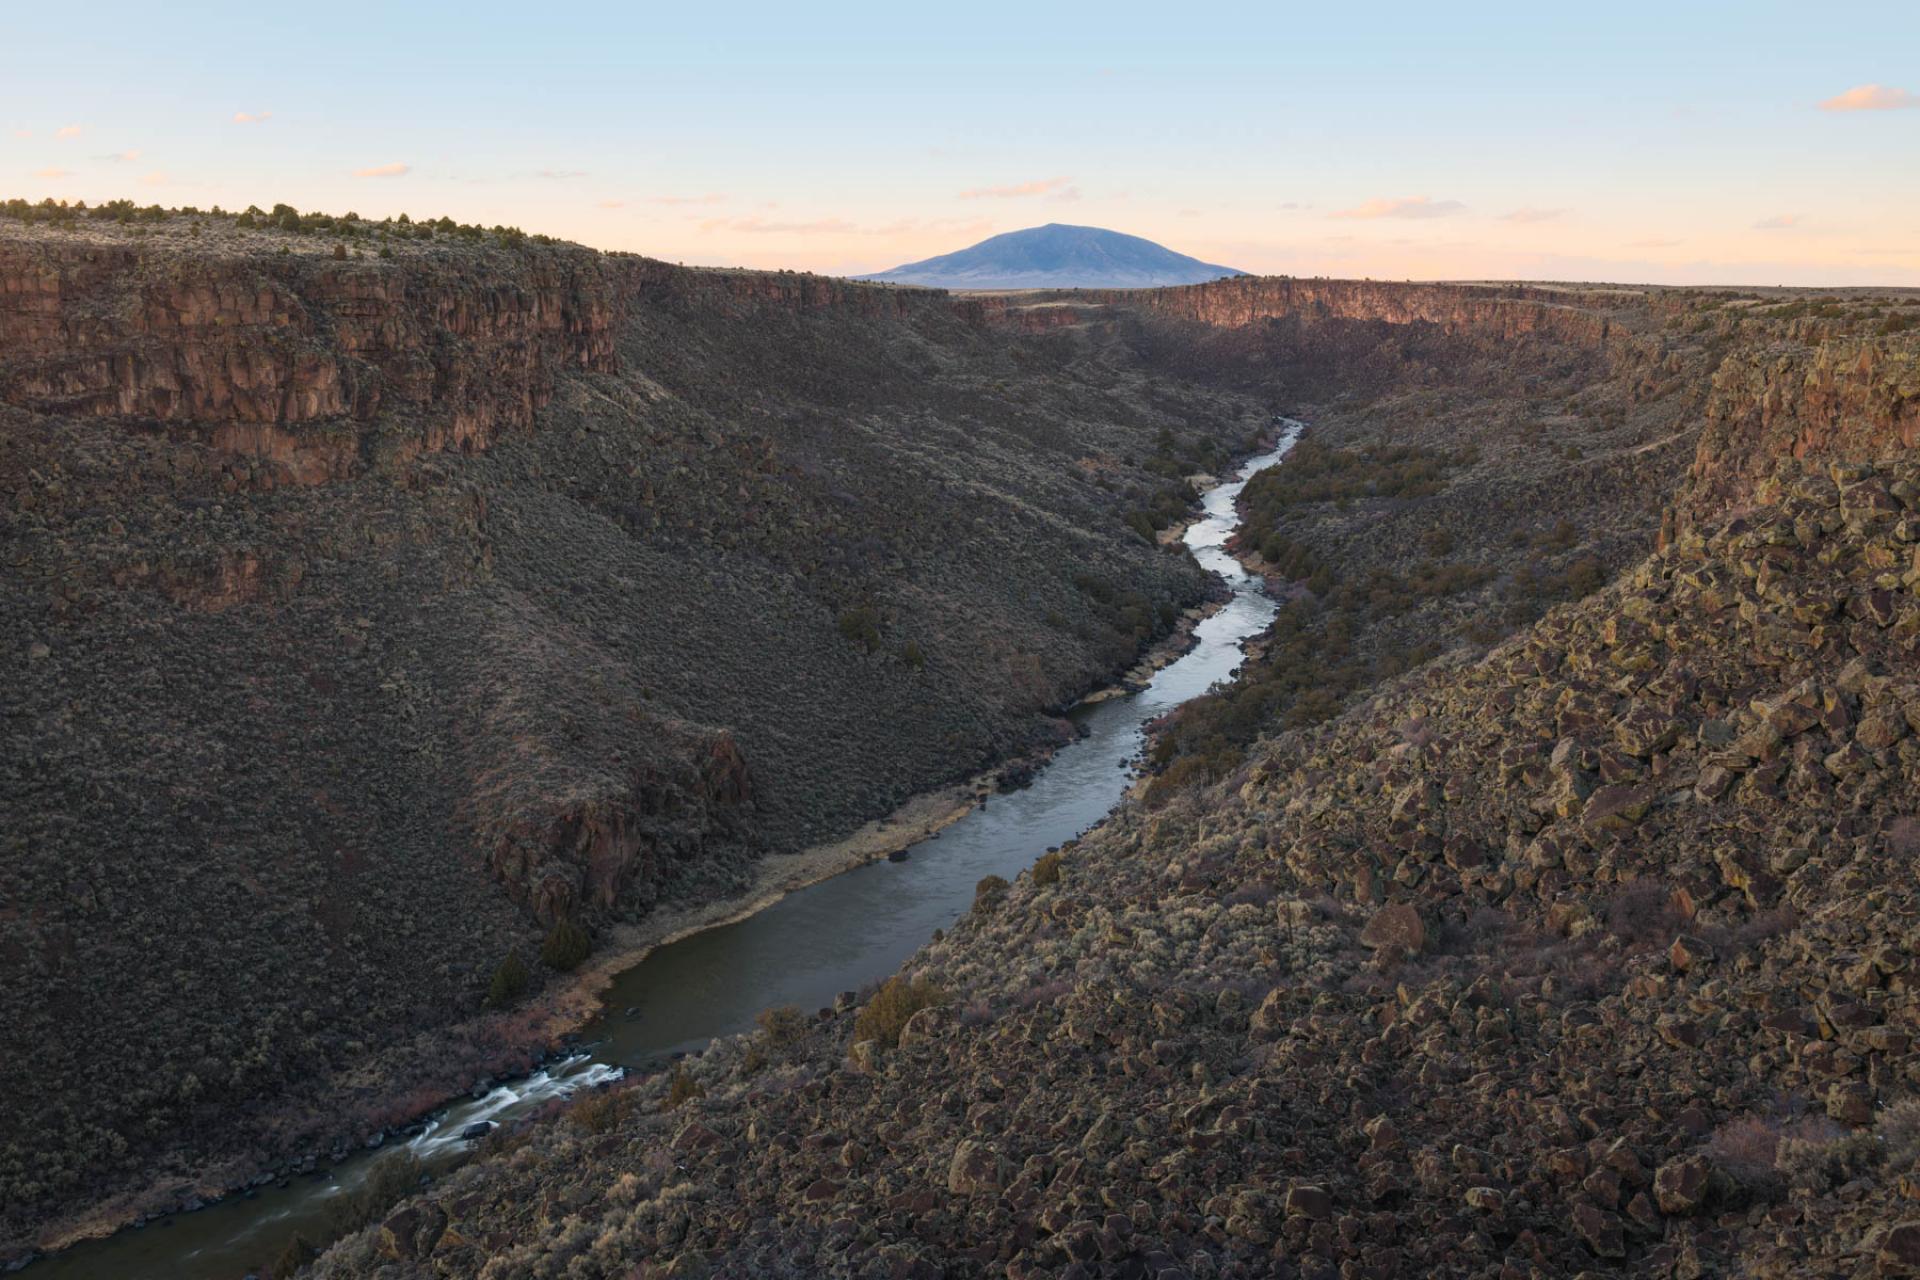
[5,0,1918,286]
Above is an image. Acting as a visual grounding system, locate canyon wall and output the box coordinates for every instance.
[1039,274,1920,531]
[0,218,1263,1263]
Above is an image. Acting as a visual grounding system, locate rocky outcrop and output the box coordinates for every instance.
[0,239,619,484]
[1679,333,1920,527]
[1115,276,1634,350]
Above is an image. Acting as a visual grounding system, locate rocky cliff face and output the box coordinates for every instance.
[0,236,619,485]
[1115,276,1631,349]
[1680,332,1920,528]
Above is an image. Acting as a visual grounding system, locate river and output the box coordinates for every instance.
[31,421,1300,1280]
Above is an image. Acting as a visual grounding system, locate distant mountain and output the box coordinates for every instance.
[856,223,1244,290]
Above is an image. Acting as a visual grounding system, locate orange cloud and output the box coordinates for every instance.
[1502,207,1566,223]
[1819,84,1918,112]
[233,111,272,124]
[649,193,727,206]
[597,199,626,209]
[55,124,83,139]
[101,149,141,163]
[1331,196,1465,220]
[958,176,1074,199]
[34,167,72,179]
[354,162,410,178]
[1754,214,1802,230]
[139,171,169,186]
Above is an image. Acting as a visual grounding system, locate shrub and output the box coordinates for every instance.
[852,976,947,1048]
[541,919,592,972]
[837,605,882,652]
[663,1063,704,1111]
[331,242,347,260]
[315,1152,426,1253]
[568,1086,634,1134]
[1032,851,1063,886]
[270,1233,318,1279]
[899,639,926,670]
[1882,1100,1920,1172]
[973,874,1010,909]
[1777,1124,1876,1191]
[756,1004,807,1048]
[486,950,529,1008]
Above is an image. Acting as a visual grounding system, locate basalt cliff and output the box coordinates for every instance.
[6,206,1920,1279]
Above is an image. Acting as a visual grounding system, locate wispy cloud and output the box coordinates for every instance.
[1627,237,1683,248]
[958,176,1075,200]
[597,199,626,209]
[697,214,988,240]
[1819,84,1918,112]
[233,111,272,124]
[1754,214,1803,230]
[700,216,859,235]
[534,168,586,180]
[34,166,72,179]
[55,124,83,139]
[1502,207,1566,223]
[1330,196,1465,221]
[99,149,141,163]
[649,193,727,206]
[139,171,169,186]
[12,129,31,139]
[353,162,410,179]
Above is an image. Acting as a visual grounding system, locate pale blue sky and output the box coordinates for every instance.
[6,1,1917,284]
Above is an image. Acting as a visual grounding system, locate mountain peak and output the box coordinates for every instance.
[855,224,1244,291]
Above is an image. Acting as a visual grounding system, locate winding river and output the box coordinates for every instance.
[35,422,1300,1280]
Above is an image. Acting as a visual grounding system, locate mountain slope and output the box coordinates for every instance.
[857,223,1243,290]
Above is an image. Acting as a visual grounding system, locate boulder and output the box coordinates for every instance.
[948,1140,1007,1196]
[1652,1154,1715,1215]
[1880,1223,1920,1276]
[1359,904,1427,953]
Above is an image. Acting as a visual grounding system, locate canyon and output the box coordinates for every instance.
[5,205,1920,1278]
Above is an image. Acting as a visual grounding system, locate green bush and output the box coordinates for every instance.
[852,976,948,1048]
[837,605,882,652]
[663,1063,704,1111]
[486,950,529,1008]
[567,1086,634,1134]
[973,875,1009,909]
[540,919,591,972]
[1032,851,1063,886]
[270,1233,318,1280]
[756,1004,807,1048]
